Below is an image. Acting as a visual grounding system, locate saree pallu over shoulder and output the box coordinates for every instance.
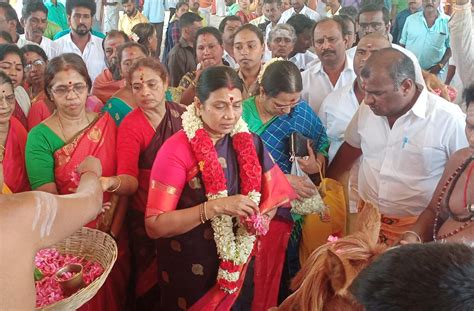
[3,117,30,193]
[53,113,128,311]
[146,131,296,310]
[103,97,133,126]
[139,101,186,170]
[53,113,117,226]
[245,100,329,174]
[126,103,185,303]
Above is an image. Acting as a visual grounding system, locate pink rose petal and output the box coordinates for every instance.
[34,248,104,308]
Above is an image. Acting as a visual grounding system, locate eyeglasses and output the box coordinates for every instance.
[359,22,385,31]
[50,83,88,97]
[24,59,45,72]
[271,97,300,110]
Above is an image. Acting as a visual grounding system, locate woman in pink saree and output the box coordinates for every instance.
[145,66,296,310]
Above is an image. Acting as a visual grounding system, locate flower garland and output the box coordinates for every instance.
[257,57,284,84]
[182,103,264,294]
[129,32,140,42]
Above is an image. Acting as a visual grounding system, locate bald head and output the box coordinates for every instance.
[353,33,391,77]
[359,32,391,46]
[361,48,416,89]
[360,48,419,122]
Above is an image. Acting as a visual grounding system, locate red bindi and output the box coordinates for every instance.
[229,96,234,102]
[68,81,72,85]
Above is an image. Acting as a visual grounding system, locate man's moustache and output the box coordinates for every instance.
[322,50,336,56]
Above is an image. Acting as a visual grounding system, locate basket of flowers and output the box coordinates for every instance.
[34,227,117,310]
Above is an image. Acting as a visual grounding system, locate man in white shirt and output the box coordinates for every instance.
[54,0,106,82]
[320,33,391,163]
[218,15,241,68]
[19,1,59,60]
[263,0,284,41]
[347,4,426,86]
[320,33,391,213]
[301,17,356,114]
[286,13,318,70]
[449,0,473,87]
[278,0,321,23]
[262,0,283,60]
[328,48,468,245]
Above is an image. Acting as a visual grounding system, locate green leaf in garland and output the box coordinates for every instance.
[34,267,43,281]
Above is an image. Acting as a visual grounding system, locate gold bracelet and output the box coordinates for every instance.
[403,230,422,242]
[203,201,208,221]
[199,203,205,224]
[107,176,122,193]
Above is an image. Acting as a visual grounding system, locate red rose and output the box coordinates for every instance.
[217,278,238,292]
[220,260,240,272]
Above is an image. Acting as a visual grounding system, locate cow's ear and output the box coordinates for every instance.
[325,248,358,295]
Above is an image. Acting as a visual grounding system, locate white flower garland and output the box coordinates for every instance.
[182,104,261,293]
[257,57,285,84]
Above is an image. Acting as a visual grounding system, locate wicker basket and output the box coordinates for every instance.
[36,227,118,311]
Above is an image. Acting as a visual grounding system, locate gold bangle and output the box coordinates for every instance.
[404,230,422,242]
[203,201,208,221]
[199,203,205,224]
[107,176,121,193]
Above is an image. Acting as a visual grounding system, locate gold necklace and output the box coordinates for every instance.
[56,111,91,142]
